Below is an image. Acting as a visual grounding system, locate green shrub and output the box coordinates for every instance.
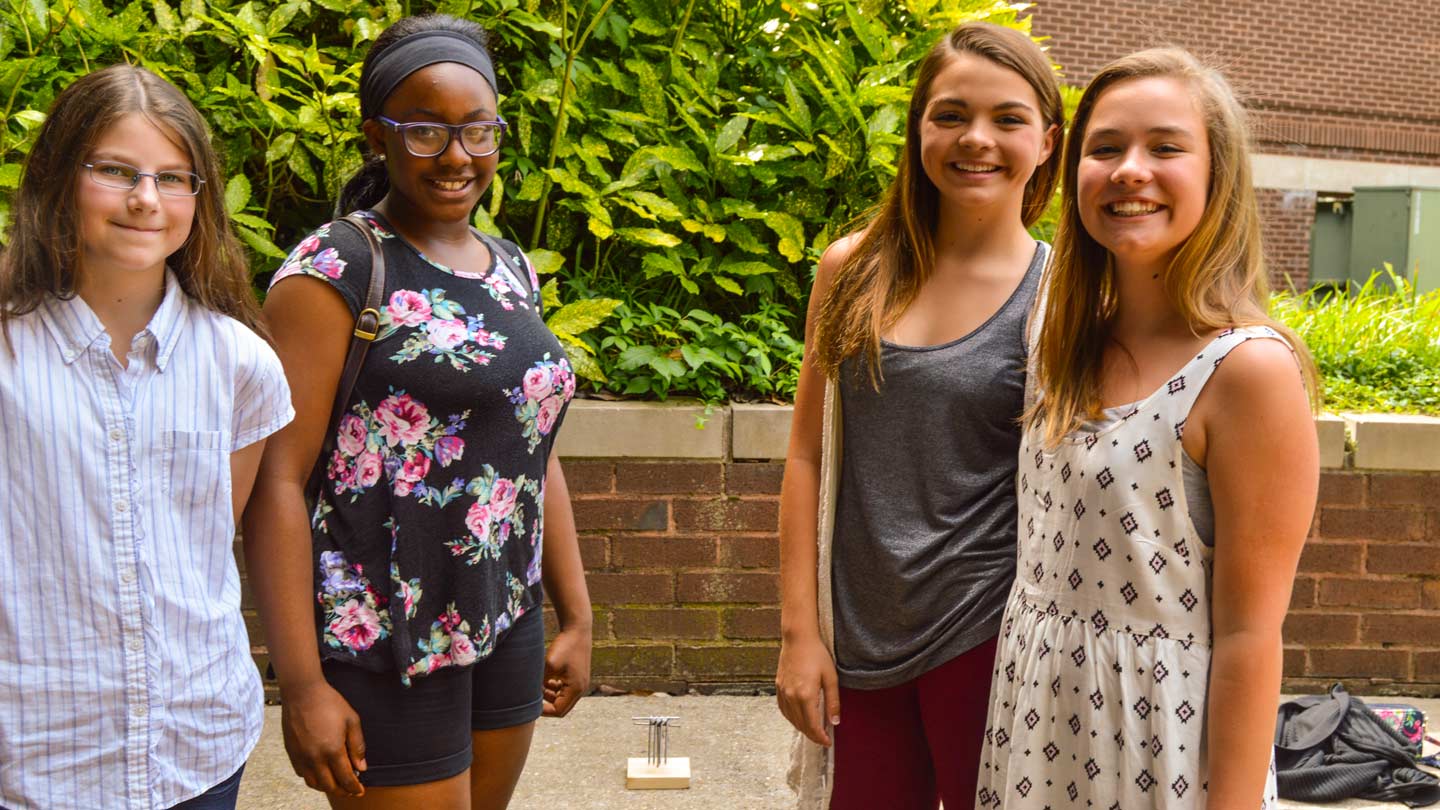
[0,0,1049,401]
[1273,267,1440,415]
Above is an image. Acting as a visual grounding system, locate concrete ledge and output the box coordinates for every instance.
[557,401,1440,471]
[731,404,792,460]
[1345,413,1440,471]
[1316,414,1347,469]
[556,400,727,459]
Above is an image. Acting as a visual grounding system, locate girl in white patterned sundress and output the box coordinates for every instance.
[977,49,1319,810]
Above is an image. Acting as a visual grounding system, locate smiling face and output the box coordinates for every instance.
[74,112,197,283]
[917,52,1056,218]
[1076,76,1211,272]
[364,61,499,224]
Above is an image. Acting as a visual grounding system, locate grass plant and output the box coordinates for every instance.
[1272,267,1440,415]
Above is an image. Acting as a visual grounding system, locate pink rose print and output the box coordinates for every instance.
[375,394,431,447]
[394,480,413,497]
[327,449,348,483]
[466,501,493,540]
[449,632,478,666]
[489,478,518,519]
[435,436,465,467]
[398,454,431,484]
[386,290,432,327]
[427,319,468,351]
[535,395,562,434]
[296,234,321,257]
[559,364,576,400]
[336,414,367,457]
[522,366,552,402]
[311,247,346,279]
[354,451,383,488]
[329,599,382,651]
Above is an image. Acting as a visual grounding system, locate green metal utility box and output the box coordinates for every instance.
[1349,186,1440,293]
[1309,196,1352,287]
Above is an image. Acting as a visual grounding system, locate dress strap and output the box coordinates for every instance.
[1153,325,1292,439]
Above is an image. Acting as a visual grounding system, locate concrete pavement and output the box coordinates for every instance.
[239,694,1440,809]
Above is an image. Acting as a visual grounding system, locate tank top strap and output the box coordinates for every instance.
[1152,325,1293,441]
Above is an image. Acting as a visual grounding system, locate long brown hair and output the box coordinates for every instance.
[1030,48,1317,446]
[0,64,266,341]
[810,22,1063,384]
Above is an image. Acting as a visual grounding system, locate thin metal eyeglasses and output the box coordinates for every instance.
[377,116,507,158]
[82,161,204,197]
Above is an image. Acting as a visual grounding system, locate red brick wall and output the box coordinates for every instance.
[1257,188,1316,289]
[1026,0,1440,165]
[1284,472,1440,694]
[243,466,1440,698]
[556,460,783,693]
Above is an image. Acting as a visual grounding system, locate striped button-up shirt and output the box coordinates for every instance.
[0,272,293,810]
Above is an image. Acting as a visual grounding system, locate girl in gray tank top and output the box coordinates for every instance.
[776,22,1066,810]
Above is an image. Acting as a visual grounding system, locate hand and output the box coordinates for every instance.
[542,624,592,718]
[776,632,840,747]
[279,679,367,797]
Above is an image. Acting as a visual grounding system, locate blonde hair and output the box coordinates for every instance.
[811,22,1062,385]
[1030,48,1317,446]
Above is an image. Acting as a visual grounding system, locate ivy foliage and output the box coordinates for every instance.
[0,0,1048,400]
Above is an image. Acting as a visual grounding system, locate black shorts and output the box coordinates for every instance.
[322,607,546,787]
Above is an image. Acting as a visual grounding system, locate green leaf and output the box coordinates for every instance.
[559,338,606,382]
[712,275,743,295]
[488,172,504,218]
[516,172,546,201]
[546,297,622,336]
[288,148,317,192]
[265,131,296,163]
[153,0,178,32]
[12,110,45,130]
[472,205,501,236]
[782,77,813,135]
[0,164,22,189]
[25,0,46,26]
[714,115,748,154]
[235,226,287,259]
[618,345,686,379]
[719,261,778,277]
[355,17,382,43]
[614,228,681,248]
[764,212,806,262]
[224,175,251,216]
[624,145,706,177]
[540,278,561,310]
[527,249,564,276]
[229,212,273,230]
[508,10,563,38]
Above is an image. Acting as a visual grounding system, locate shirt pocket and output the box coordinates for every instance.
[161,429,231,506]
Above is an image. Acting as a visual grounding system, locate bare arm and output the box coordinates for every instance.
[241,276,366,798]
[540,455,593,717]
[1194,339,1317,810]
[231,439,266,522]
[775,236,853,747]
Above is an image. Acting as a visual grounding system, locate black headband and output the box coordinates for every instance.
[360,30,497,120]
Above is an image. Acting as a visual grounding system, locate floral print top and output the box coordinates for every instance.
[272,210,574,684]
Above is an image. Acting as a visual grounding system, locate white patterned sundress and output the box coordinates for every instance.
[977,326,1283,810]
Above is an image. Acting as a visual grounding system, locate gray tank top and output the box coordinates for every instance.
[832,242,1046,689]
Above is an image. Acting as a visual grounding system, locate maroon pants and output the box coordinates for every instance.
[830,635,998,810]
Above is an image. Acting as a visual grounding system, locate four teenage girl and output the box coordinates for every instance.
[0,15,1314,810]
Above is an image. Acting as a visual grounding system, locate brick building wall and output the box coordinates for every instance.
[241,404,1440,699]
[1026,0,1440,288]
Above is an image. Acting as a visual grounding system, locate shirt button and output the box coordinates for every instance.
[114,499,128,513]
[120,569,136,584]
[109,428,124,442]
[132,704,147,717]
[128,637,143,652]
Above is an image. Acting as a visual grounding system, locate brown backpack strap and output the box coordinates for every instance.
[306,213,387,501]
